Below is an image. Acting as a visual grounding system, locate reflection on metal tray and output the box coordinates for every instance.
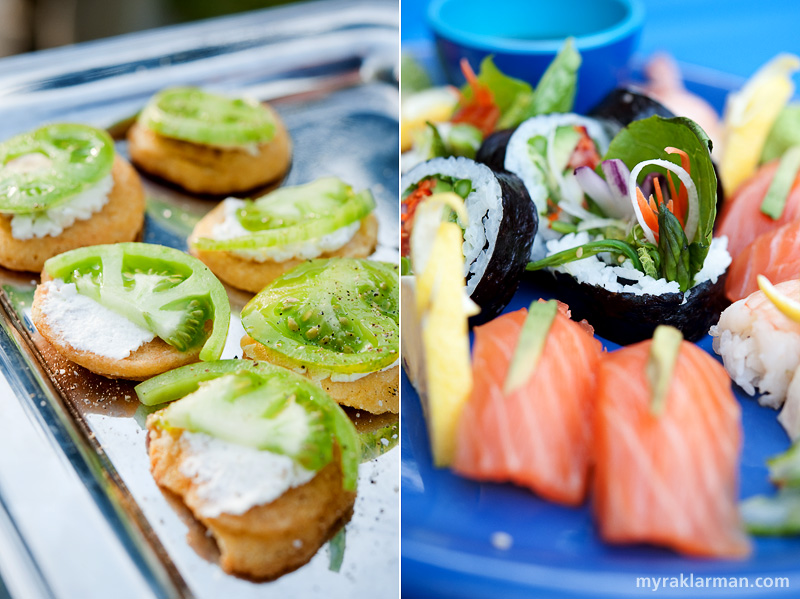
[0,2,399,598]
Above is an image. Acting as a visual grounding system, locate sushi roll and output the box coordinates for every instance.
[527,115,732,344]
[402,194,476,466]
[453,300,602,505]
[401,157,537,324]
[240,258,398,415]
[31,243,230,380]
[594,326,750,558]
[136,360,359,580]
[476,113,610,257]
[128,87,291,195]
[0,123,145,272]
[711,277,800,439]
[188,178,378,293]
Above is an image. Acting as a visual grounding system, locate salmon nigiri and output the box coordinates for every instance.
[717,161,800,259]
[725,219,800,302]
[453,300,602,506]
[593,327,751,558]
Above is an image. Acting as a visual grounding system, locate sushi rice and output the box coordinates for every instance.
[711,279,800,439]
[544,232,732,299]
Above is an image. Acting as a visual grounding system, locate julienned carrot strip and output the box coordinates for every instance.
[653,176,665,207]
[665,147,690,225]
[460,58,492,105]
[452,59,500,135]
[665,173,683,225]
[654,176,678,222]
[636,188,659,235]
[665,147,691,173]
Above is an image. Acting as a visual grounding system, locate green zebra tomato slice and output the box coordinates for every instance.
[43,243,230,361]
[0,123,114,213]
[140,87,276,147]
[241,258,399,375]
[137,359,359,491]
[191,178,375,251]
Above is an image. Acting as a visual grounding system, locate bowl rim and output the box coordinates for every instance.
[426,0,644,54]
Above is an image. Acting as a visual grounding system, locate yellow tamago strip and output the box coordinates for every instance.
[419,221,473,467]
[720,54,800,195]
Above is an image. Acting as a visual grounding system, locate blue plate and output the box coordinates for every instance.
[402,281,800,597]
[401,66,800,594]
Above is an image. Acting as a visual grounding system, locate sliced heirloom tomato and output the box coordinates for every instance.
[0,123,114,213]
[43,243,230,361]
[140,87,276,147]
[136,359,360,491]
[192,178,375,252]
[241,258,399,375]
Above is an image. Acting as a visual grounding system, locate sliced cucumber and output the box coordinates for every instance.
[551,125,582,173]
[43,243,230,361]
[140,87,276,147]
[137,359,360,491]
[742,488,800,535]
[241,258,399,375]
[0,124,114,213]
[402,174,473,201]
[192,178,375,251]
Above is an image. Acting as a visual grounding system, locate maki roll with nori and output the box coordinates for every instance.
[589,88,675,132]
[476,114,611,259]
[527,115,731,345]
[401,157,536,324]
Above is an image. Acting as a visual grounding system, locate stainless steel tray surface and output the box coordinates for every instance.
[0,2,399,597]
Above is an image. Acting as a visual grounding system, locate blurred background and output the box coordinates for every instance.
[0,0,303,57]
[402,0,800,81]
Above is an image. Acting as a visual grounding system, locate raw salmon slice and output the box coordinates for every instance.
[593,339,751,558]
[725,220,800,302]
[717,161,800,259]
[453,302,602,506]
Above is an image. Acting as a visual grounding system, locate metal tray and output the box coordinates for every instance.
[0,2,399,597]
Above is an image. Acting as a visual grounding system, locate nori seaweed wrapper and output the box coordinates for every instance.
[589,88,675,131]
[544,270,730,345]
[469,171,537,326]
[475,128,515,173]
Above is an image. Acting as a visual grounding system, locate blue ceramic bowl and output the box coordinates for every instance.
[427,0,644,113]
